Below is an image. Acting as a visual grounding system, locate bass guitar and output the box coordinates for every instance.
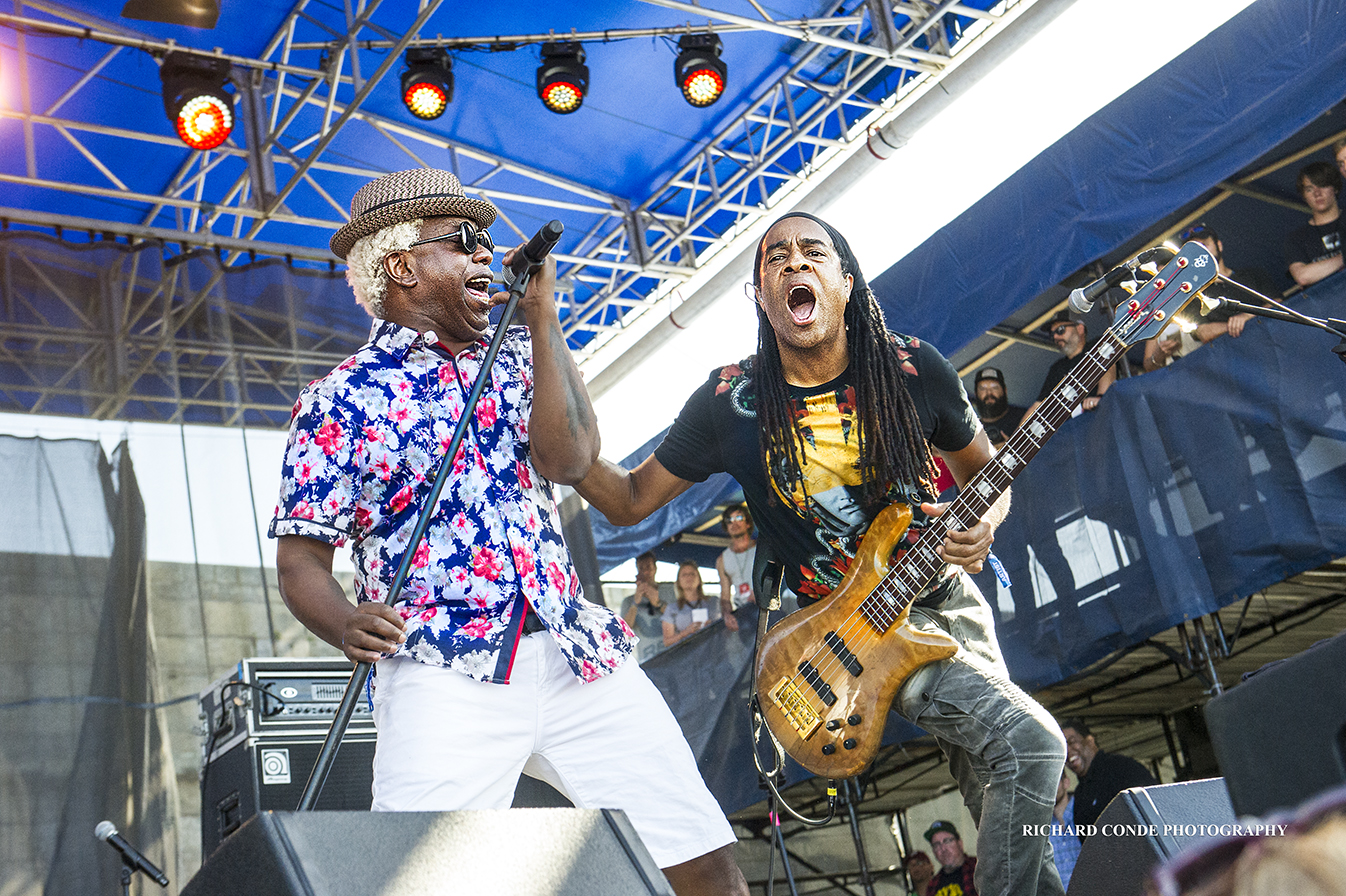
[755,241,1218,779]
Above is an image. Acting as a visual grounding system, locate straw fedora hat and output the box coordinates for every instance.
[330,168,498,259]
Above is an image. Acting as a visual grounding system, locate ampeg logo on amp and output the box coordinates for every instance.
[198,657,375,765]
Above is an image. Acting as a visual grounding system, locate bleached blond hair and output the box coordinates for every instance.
[343,218,423,317]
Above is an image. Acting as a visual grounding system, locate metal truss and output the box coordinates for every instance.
[0,0,1029,425]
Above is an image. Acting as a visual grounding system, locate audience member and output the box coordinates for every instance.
[1025,310,1115,419]
[716,502,757,633]
[620,551,672,663]
[1049,770,1081,890]
[1285,161,1343,288]
[904,850,935,896]
[662,560,721,647]
[1060,717,1158,840]
[971,366,1026,449]
[1145,222,1277,370]
[924,820,978,896]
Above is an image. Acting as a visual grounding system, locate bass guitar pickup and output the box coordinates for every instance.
[824,631,863,676]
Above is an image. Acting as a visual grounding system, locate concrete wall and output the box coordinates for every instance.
[146,559,352,883]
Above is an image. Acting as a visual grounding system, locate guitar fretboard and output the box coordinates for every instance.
[858,331,1126,630]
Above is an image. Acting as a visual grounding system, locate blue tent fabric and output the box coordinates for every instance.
[872,0,1346,355]
[641,280,1346,812]
[588,427,741,572]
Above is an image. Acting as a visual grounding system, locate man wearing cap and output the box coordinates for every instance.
[575,212,1066,896]
[971,367,1025,449]
[270,169,747,895]
[1024,310,1114,420]
[925,821,978,896]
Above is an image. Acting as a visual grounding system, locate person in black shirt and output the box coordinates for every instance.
[1025,310,1114,420]
[576,212,1067,896]
[1285,161,1343,288]
[971,366,1025,449]
[1059,717,1158,840]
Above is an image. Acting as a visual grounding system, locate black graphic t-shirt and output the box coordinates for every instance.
[655,335,978,600]
[1284,220,1342,270]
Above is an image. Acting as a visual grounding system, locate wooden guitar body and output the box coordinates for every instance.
[754,503,958,779]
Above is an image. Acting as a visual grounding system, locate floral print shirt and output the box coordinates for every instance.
[269,319,633,684]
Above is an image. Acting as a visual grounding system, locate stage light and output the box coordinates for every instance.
[160,52,234,151]
[536,42,588,115]
[675,33,726,108]
[401,48,453,121]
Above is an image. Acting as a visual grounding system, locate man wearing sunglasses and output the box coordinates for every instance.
[270,169,747,896]
[1024,310,1115,420]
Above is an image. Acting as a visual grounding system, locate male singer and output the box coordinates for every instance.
[270,169,746,896]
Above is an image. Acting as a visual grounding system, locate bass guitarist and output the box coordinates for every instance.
[576,212,1067,896]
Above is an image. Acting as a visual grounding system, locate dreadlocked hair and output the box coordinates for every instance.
[752,213,938,512]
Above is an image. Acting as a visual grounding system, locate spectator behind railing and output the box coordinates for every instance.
[716,503,756,633]
[1025,310,1117,419]
[1144,222,1278,372]
[1285,161,1344,289]
[662,560,721,647]
[620,550,672,663]
[973,366,1027,450]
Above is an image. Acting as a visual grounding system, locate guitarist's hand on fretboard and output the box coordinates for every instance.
[920,500,993,575]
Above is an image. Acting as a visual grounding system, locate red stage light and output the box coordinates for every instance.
[400,48,453,121]
[175,94,233,150]
[160,53,234,151]
[675,34,727,108]
[537,43,588,115]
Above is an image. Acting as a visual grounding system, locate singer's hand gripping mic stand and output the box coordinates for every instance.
[297,220,564,811]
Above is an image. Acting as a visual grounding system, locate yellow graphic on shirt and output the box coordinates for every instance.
[771,386,866,536]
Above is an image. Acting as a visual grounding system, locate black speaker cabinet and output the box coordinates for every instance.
[1066,778,1235,896]
[1204,631,1346,816]
[201,735,378,857]
[182,809,674,896]
[202,734,575,857]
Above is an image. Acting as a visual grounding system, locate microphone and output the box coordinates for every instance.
[95,821,169,887]
[1068,265,1131,314]
[503,219,565,290]
[1068,247,1177,313]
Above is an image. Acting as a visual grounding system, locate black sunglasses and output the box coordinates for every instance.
[408,221,495,255]
[1179,224,1211,242]
[1051,324,1075,336]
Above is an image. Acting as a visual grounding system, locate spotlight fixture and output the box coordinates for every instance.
[536,42,588,115]
[675,33,726,108]
[401,48,453,121]
[160,52,234,150]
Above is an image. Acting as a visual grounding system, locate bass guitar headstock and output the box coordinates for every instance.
[1108,241,1219,348]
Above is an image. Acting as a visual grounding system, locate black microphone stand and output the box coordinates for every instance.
[1204,292,1346,364]
[297,227,560,811]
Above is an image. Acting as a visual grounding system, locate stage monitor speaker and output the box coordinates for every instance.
[1066,778,1235,896]
[181,808,673,896]
[1204,630,1346,817]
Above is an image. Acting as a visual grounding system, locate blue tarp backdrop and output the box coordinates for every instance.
[640,280,1346,815]
[872,0,1346,356]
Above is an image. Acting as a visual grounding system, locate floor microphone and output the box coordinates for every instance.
[95,821,169,887]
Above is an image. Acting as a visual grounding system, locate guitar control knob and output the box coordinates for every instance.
[847,714,861,726]
[826,719,843,731]
[822,743,837,755]
[843,738,857,750]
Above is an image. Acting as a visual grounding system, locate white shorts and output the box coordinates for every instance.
[370,634,736,868]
